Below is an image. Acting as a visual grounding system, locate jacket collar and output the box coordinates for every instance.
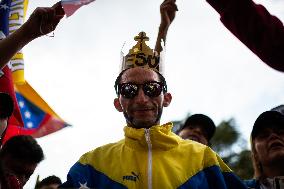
[124,122,180,151]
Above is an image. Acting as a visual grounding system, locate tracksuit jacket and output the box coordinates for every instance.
[60,123,247,188]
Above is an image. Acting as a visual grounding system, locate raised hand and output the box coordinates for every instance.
[155,0,178,53]
[0,2,65,68]
[23,1,65,39]
[160,0,178,31]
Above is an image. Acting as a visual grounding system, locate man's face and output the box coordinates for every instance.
[114,68,171,129]
[179,126,208,145]
[254,127,284,167]
[1,154,37,187]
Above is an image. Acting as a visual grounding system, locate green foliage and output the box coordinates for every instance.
[211,118,254,180]
[211,119,239,153]
[228,150,254,180]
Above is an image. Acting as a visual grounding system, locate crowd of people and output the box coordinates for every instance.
[0,0,283,188]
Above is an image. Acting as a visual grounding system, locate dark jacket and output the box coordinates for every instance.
[245,179,260,189]
[207,0,284,72]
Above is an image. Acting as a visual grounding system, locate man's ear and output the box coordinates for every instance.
[114,98,123,112]
[163,92,172,107]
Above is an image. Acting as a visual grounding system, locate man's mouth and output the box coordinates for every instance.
[133,106,154,112]
[187,135,200,142]
[269,141,284,150]
[134,109,154,115]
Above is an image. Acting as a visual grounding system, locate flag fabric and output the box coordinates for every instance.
[0,0,24,126]
[9,0,29,84]
[1,0,70,144]
[3,82,70,143]
[61,0,95,17]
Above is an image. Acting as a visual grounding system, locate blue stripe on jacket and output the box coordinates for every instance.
[60,163,248,189]
[178,165,247,189]
[60,162,127,189]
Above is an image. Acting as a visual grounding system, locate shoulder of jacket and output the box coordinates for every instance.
[79,139,125,163]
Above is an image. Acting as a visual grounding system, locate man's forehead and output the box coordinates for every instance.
[258,125,284,132]
[186,124,206,131]
[121,68,159,83]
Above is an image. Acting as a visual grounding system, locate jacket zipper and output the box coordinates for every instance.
[145,129,152,189]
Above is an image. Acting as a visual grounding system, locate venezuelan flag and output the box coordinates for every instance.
[4,82,70,143]
[61,0,95,17]
[0,0,24,126]
[1,0,69,144]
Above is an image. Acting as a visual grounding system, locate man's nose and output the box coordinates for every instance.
[135,88,148,103]
[191,127,202,133]
[269,131,281,139]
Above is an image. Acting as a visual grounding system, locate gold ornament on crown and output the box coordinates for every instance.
[120,31,165,74]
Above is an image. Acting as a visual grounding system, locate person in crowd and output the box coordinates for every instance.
[60,65,247,188]
[245,109,284,189]
[178,114,216,146]
[206,0,284,72]
[36,175,62,189]
[0,2,65,69]
[0,92,14,145]
[0,135,44,189]
[59,1,246,188]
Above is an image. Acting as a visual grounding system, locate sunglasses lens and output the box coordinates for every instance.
[119,83,138,99]
[143,82,163,97]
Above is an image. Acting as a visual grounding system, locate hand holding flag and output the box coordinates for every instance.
[0,2,65,69]
[23,2,65,39]
[61,0,96,17]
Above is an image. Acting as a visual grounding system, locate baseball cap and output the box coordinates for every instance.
[251,110,284,139]
[179,114,216,141]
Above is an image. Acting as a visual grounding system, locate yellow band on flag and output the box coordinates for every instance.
[9,0,28,84]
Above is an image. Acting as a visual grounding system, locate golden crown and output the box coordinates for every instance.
[120,31,164,74]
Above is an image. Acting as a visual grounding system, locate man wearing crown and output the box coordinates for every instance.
[60,1,247,188]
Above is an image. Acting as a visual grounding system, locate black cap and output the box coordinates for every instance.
[0,93,14,119]
[251,110,284,139]
[179,114,216,141]
[271,105,284,115]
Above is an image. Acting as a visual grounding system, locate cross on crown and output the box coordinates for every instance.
[120,31,162,73]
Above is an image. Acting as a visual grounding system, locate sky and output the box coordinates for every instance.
[20,0,284,188]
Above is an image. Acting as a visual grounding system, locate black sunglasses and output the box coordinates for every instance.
[118,81,166,99]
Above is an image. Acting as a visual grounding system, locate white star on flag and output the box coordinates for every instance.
[24,111,31,119]
[26,122,33,128]
[0,31,6,77]
[19,101,25,108]
[0,4,9,10]
[79,182,90,189]
[0,31,6,40]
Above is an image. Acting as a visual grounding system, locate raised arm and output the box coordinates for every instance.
[155,0,178,53]
[206,0,284,72]
[0,2,65,69]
